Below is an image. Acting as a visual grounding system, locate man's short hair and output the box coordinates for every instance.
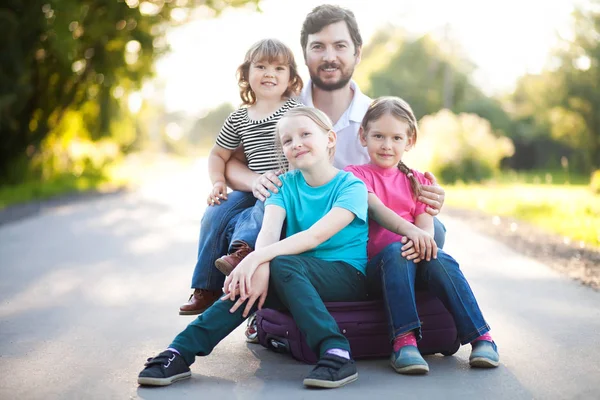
[300,4,363,56]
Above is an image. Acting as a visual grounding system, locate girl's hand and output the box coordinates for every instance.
[252,170,284,201]
[207,181,228,206]
[404,226,438,262]
[419,172,445,216]
[400,232,438,263]
[227,262,270,317]
[400,236,422,263]
[223,253,261,301]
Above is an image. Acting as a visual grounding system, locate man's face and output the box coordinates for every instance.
[304,21,361,91]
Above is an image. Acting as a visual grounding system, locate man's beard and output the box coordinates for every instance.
[310,61,355,91]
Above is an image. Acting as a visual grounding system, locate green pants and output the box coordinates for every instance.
[170,255,368,365]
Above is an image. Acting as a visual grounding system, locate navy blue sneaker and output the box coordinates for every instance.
[469,340,499,368]
[138,350,191,386]
[390,345,429,374]
[303,354,358,389]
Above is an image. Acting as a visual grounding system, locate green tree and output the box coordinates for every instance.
[0,0,258,183]
[405,110,515,183]
[505,2,600,173]
[553,2,600,170]
[360,30,513,139]
[505,72,570,170]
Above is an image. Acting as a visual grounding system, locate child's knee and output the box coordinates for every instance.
[382,242,404,256]
[270,255,303,283]
[426,254,461,279]
[380,242,411,270]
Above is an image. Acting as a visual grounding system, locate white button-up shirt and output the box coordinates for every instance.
[299,80,371,169]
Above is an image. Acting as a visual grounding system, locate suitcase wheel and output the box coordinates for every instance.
[441,339,461,356]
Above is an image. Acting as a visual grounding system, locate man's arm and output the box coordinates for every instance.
[224,146,284,200]
[224,147,258,192]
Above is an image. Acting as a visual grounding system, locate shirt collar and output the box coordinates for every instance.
[300,80,371,125]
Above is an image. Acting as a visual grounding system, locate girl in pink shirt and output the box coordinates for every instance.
[345,96,499,375]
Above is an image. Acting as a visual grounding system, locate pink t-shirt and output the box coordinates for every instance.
[344,163,431,258]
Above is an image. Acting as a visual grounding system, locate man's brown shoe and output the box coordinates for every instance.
[179,288,221,315]
[214,241,253,276]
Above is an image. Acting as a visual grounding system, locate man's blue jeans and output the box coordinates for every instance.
[190,191,257,290]
[230,198,266,250]
[366,242,490,344]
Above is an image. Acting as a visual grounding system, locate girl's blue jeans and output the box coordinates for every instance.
[366,242,490,344]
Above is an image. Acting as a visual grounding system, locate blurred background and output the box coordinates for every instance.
[1,0,599,248]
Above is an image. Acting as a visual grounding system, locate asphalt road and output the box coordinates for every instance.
[1,159,599,399]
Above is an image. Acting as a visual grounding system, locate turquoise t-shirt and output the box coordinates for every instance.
[264,169,368,274]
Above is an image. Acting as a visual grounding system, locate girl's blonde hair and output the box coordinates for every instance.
[274,107,336,172]
[361,96,422,198]
[237,39,303,106]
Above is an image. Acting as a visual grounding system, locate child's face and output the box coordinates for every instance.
[278,115,334,170]
[360,113,414,169]
[248,58,291,102]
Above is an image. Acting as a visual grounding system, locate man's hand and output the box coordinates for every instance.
[419,172,445,216]
[224,262,270,318]
[207,181,228,206]
[252,170,284,201]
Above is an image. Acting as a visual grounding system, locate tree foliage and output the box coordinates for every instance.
[0,0,258,183]
[359,29,513,138]
[404,110,514,183]
[554,2,600,170]
[507,1,600,172]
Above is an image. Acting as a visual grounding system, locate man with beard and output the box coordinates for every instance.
[179,5,447,319]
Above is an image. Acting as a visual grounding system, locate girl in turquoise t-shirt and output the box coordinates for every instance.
[346,97,499,375]
[138,107,369,390]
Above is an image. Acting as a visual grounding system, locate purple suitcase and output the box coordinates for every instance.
[256,290,460,364]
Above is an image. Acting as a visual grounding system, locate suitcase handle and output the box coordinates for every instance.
[265,334,290,354]
[260,318,290,337]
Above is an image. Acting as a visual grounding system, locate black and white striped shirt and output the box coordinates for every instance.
[215,98,302,174]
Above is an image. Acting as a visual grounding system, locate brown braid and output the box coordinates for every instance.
[397,161,421,199]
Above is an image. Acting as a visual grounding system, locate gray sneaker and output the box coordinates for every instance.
[138,350,191,386]
[303,354,358,389]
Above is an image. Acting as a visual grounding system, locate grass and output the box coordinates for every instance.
[0,171,119,209]
[488,169,590,185]
[0,153,191,210]
[445,181,600,249]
